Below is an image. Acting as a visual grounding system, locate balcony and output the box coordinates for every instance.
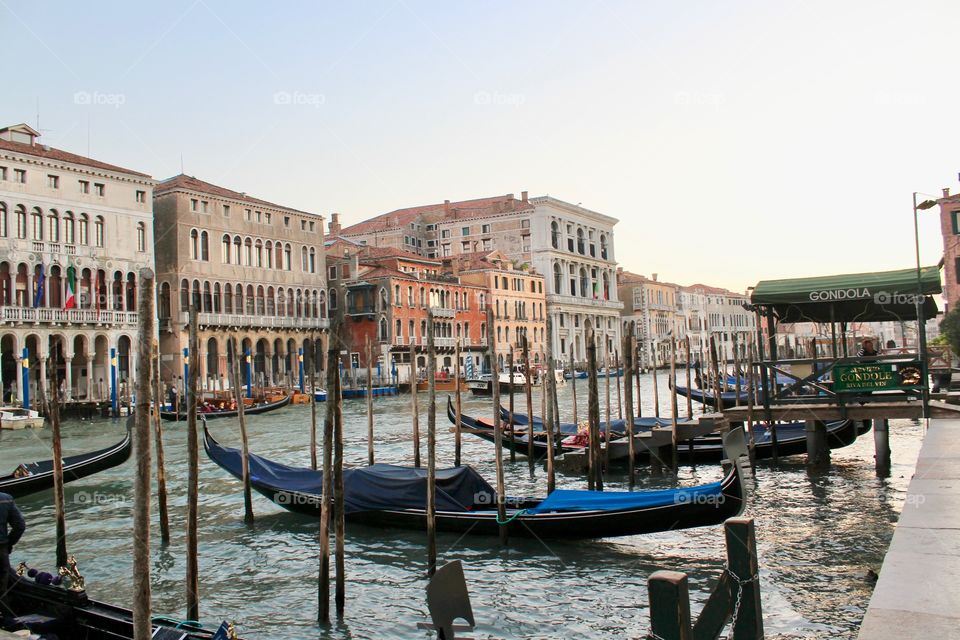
[178,312,329,330]
[1,306,138,326]
[547,294,623,310]
[432,307,456,318]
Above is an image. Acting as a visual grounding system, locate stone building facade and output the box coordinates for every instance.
[0,123,156,406]
[325,237,487,382]
[153,175,327,390]
[337,191,621,362]
[937,187,960,313]
[448,250,547,368]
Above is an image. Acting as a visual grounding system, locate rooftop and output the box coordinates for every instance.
[155,174,316,216]
[339,193,533,235]
[0,123,152,178]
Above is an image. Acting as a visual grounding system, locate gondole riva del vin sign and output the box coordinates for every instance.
[833,362,924,392]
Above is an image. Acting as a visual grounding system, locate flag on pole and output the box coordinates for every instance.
[64,264,77,309]
[33,267,45,308]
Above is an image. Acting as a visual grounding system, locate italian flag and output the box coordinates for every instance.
[64,264,77,310]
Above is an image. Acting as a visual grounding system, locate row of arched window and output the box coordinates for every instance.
[185,230,318,274]
[552,262,613,299]
[163,279,328,319]
[550,219,609,259]
[0,261,137,310]
[0,202,108,248]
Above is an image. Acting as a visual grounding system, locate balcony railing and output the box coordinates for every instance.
[432,307,456,318]
[548,294,623,309]
[178,312,330,330]
[1,306,138,325]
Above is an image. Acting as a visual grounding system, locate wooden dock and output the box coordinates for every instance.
[723,399,960,422]
[858,417,960,638]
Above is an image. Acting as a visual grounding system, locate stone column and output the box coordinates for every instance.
[87,352,95,400]
[64,357,73,401]
[14,356,23,403]
[264,351,273,386]
[38,355,47,402]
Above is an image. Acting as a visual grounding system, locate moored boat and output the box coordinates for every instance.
[160,392,292,421]
[0,406,44,429]
[0,428,132,498]
[203,425,746,539]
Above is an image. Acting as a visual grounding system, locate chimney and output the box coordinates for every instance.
[352,253,360,279]
[506,193,514,200]
[944,188,951,198]
[521,191,528,203]
[652,273,658,282]
[444,199,451,216]
[329,212,341,236]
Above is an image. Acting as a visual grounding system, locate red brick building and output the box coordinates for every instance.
[325,236,488,382]
[938,187,960,313]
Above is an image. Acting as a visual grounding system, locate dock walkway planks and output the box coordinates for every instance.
[858,417,960,639]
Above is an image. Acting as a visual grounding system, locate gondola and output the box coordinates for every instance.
[203,425,746,539]
[671,383,751,410]
[4,572,237,639]
[451,398,862,463]
[159,392,292,421]
[0,428,132,499]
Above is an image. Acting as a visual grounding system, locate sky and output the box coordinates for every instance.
[2,0,958,293]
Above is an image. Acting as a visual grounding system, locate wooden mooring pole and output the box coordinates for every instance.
[523,335,534,473]
[366,336,374,466]
[310,340,318,471]
[651,341,660,417]
[185,305,200,622]
[670,338,679,471]
[230,338,254,524]
[586,326,602,491]
[570,344,578,426]
[132,268,154,640]
[684,336,693,419]
[454,338,462,467]
[426,310,438,575]
[604,347,612,468]
[508,348,516,463]
[622,330,636,489]
[152,339,170,545]
[614,349,623,420]
[874,419,890,476]
[334,343,346,618]
[487,308,508,543]
[318,324,338,623]
[410,342,421,468]
[648,517,763,640]
[544,316,557,494]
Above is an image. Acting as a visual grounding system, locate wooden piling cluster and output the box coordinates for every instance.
[185,306,200,622]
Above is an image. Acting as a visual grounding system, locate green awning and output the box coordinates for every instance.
[751,266,941,323]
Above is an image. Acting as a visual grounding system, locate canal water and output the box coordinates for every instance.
[1,373,921,639]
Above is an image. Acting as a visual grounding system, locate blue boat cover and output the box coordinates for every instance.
[212,436,497,514]
[526,480,724,514]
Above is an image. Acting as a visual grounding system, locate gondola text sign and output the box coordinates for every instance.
[833,362,923,392]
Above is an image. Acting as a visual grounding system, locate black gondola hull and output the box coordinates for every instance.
[160,393,291,421]
[0,430,132,499]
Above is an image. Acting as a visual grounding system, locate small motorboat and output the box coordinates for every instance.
[314,389,328,402]
[0,406,44,430]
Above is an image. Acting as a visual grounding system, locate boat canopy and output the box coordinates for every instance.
[750,266,941,323]
[341,463,496,514]
[526,480,725,514]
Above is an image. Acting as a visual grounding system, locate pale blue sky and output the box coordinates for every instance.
[3,0,957,292]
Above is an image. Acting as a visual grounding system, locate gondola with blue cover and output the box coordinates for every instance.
[203,425,746,539]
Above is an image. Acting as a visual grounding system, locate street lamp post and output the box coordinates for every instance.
[913,192,938,419]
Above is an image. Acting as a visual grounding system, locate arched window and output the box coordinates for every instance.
[275,242,283,269]
[394,285,401,305]
[277,288,286,316]
[329,288,338,310]
[213,282,222,313]
[63,211,75,244]
[180,279,189,310]
[602,272,610,300]
[94,216,104,247]
[419,287,425,307]
[0,202,7,238]
[245,284,255,314]
[301,246,308,271]
[379,287,388,311]
[255,239,263,267]
[267,286,276,315]
[78,213,89,244]
[190,229,199,260]
[221,234,231,263]
[284,244,291,270]
[319,290,327,318]
[576,228,585,255]
[235,284,243,314]
[600,233,608,260]
[309,247,316,273]
[200,231,209,261]
[137,222,146,252]
[202,281,212,312]
[191,279,201,311]
[396,319,402,339]
[265,241,273,269]
[15,205,27,239]
[551,220,559,249]
[379,316,388,341]
[48,210,59,243]
[243,238,253,266]
[31,207,43,240]
[553,262,562,294]
[256,286,265,315]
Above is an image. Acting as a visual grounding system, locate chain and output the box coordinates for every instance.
[724,563,759,636]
